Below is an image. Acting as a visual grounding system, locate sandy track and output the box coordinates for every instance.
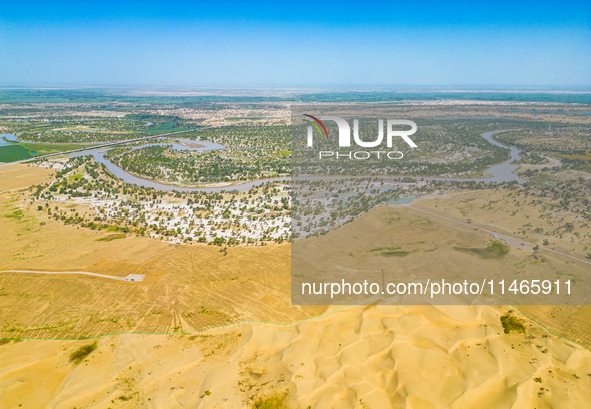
[0,270,144,282]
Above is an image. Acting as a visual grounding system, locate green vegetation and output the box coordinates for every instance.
[454,240,510,259]
[0,145,32,162]
[494,124,591,172]
[139,120,198,134]
[381,251,411,257]
[0,140,97,162]
[69,341,98,364]
[500,314,526,334]
[7,95,591,246]
[252,393,290,409]
[11,119,145,143]
[516,152,549,165]
[112,125,290,184]
[559,152,591,161]
[3,112,201,143]
[368,245,413,257]
[369,246,402,252]
[15,142,95,156]
[4,210,25,220]
[31,154,291,245]
[294,118,512,178]
[153,121,175,131]
[96,233,126,242]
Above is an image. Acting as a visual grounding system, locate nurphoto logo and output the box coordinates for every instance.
[304,114,418,160]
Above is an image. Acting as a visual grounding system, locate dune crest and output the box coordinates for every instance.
[1,303,590,408]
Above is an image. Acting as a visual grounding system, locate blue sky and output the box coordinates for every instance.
[0,0,590,87]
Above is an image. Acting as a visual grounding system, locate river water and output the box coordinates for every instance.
[427,130,526,184]
[0,133,25,146]
[70,139,289,193]
[2,129,526,191]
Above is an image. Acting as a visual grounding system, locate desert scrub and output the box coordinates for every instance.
[69,341,98,364]
[252,392,290,409]
[500,314,526,334]
[454,240,510,259]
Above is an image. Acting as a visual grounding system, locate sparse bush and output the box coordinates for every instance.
[252,392,290,409]
[500,314,526,334]
[454,240,510,259]
[69,341,97,364]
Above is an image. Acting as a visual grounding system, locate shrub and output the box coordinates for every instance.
[252,392,290,409]
[69,341,98,364]
[500,314,526,334]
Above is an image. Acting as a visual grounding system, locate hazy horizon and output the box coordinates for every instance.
[1,85,591,94]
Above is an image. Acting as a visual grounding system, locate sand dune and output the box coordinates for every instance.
[2,302,590,408]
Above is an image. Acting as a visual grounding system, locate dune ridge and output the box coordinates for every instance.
[1,302,590,408]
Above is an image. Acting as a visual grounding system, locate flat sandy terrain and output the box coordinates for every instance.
[0,162,54,192]
[412,189,591,264]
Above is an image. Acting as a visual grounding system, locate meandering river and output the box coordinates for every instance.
[70,139,289,193]
[2,129,526,192]
[427,130,526,184]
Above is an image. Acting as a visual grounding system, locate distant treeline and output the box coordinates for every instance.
[2,88,589,104]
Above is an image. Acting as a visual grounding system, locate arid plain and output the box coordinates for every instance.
[2,162,591,408]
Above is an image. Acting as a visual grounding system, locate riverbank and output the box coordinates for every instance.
[63,129,527,194]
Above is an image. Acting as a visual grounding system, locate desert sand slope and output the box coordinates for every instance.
[1,303,590,409]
